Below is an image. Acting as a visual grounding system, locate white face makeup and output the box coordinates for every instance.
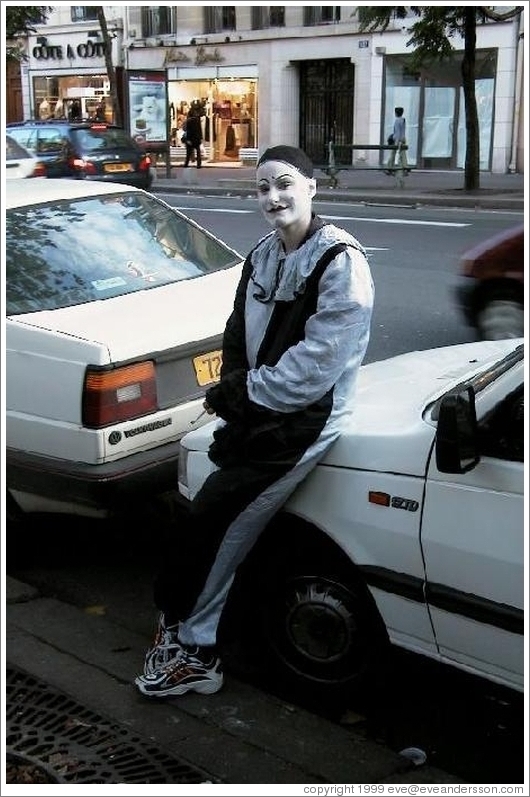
[256,160,316,248]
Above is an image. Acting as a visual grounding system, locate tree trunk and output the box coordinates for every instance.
[97,7,122,127]
[461,8,480,190]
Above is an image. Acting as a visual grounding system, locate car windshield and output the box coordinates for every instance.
[6,191,241,315]
[71,126,139,152]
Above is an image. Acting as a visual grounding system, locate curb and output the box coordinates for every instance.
[6,575,464,785]
[151,180,524,211]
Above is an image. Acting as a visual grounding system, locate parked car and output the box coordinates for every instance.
[178,339,524,701]
[6,119,153,189]
[6,178,243,521]
[455,224,524,340]
[5,134,46,178]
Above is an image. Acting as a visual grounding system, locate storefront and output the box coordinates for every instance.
[383,50,497,171]
[24,34,121,124]
[166,65,258,163]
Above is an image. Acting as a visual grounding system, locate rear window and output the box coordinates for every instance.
[6,135,33,161]
[6,191,241,315]
[71,126,139,153]
[6,127,38,152]
[35,127,68,154]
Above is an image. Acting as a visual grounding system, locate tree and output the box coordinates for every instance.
[358,6,523,190]
[96,7,122,126]
[6,6,52,61]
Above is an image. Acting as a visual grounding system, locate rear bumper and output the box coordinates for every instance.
[6,441,181,514]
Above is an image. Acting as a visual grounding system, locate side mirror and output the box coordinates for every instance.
[435,387,480,474]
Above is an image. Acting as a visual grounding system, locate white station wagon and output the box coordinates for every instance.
[178,339,524,700]
[5,178,243,520]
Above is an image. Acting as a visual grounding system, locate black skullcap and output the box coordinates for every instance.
[257,145,314,178]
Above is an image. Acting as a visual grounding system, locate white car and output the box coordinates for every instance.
[5,134,46,178]
[178,339,524,700]
[6,178,243,520]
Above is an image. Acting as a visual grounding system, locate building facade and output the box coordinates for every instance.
[14,5,525,173]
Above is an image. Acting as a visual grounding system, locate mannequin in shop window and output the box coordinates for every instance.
[39,98,51,120]
[183,108,203,169]
[53,96,66,119]
[224,122,237,157]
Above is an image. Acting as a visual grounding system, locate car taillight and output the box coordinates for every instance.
[139,154,152,172]
[69,156,98,175]
[32,162,47,177]
[82,361,158,428]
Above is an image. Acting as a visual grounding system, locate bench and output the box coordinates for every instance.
[239,147,258,166]
[315,142,411,189]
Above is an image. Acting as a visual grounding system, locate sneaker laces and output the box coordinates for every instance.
[144,614,183,675]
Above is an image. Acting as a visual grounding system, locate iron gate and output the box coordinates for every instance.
[299,59,354,165]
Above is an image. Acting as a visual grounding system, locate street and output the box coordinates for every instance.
[6,199,524,785]
[154,191,523,362]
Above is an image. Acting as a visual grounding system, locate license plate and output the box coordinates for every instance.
[104,163,132,173]
[193,350,223,387]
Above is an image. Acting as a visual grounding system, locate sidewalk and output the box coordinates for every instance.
[6,575,464,787]
[152,162,525,212]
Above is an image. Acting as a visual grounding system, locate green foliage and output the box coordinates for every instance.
[6,5,52,61]
[6,6,52,38]
[358,6,522,66]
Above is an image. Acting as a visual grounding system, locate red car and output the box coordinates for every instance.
[455,224,524,340]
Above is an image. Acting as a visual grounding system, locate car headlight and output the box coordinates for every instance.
[177,442,189,491]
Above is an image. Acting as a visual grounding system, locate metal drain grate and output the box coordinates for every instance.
[6,666,219,784]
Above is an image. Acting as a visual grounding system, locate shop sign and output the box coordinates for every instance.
[195,45,225,66]
[32,41,107,60]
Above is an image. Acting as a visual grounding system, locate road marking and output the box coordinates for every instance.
[320,215,469,227]
[171,205,253,215]
[164,201,469,227]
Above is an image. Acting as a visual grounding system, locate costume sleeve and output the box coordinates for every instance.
[247,247,374,413]
[204,256,253,422]
[218,255,251,377]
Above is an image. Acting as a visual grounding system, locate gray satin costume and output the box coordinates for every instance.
[156,217,374,649]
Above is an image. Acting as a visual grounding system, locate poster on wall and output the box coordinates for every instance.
[127,71,168,145]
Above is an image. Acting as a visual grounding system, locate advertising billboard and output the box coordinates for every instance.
[127,71,168,147]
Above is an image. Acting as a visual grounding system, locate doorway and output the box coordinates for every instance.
[299,59,354,165]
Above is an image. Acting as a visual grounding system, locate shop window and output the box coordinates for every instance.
[71,6,99,22]
[141,7,174,38]
[251,7,285,30]
[303,7,341,26]
[204,7,236,34]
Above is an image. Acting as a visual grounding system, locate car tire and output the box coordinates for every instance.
[223,518,390,705]
[476,293,524,340]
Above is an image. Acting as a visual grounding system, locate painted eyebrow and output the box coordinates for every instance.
[257,171,296,183]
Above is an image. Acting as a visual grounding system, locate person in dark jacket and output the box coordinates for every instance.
[134,145,374,698]
[183,109,203,168]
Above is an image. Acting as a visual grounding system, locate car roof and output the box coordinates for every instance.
[5,177,141,209]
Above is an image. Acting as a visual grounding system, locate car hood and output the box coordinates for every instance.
[8,264,243,364]
[181,339,521,476]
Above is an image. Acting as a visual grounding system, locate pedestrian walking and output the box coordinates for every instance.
[385,106,409,174]
[134,144,374,698]
[182,108,203,168]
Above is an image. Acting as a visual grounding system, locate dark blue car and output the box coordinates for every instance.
[6,120,153,190]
